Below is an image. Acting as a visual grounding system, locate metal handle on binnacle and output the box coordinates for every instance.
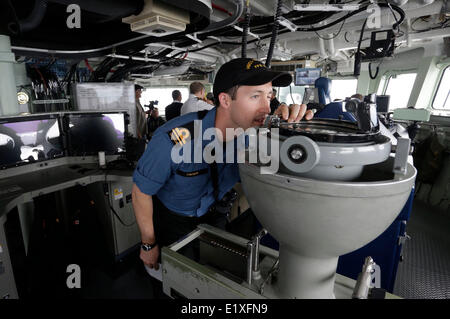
[352,256,376,299]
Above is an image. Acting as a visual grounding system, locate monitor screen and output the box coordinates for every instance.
[0,115,64,169]
[376,95,390,113]
[295,68,321,86]
[66,112,126,156]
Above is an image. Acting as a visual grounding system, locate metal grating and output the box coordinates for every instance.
[394,201,450,299]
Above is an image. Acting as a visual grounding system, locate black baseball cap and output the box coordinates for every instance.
[135,84,144,91]
[213,58,292,100]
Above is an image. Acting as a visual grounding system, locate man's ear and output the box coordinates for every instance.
[218,92,232,109]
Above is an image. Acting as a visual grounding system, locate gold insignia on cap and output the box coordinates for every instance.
[246,60,265,70]
[170,127,190,145]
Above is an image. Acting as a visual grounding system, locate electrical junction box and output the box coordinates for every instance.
[87,181,140,261]
[362,30,396,61]
[271,60,317,73]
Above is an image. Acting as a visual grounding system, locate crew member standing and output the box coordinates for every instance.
[147,107,166,138]
[165,90,183,121]
[270,88,281,114]
[205,92,215,106]
[135,84,147,140]
[180,82,214,115]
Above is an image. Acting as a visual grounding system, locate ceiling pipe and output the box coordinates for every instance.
[165,50,219,64]
[325,36,349,61]
[107,53,159,62]
[151,64,190,76]
[319,38,328,59]
[197,0,244,34]
[19,0,48,33]
[146,42,223,59]
[327,36,336,57]
[406,18,412,48]
[389,0,409,6]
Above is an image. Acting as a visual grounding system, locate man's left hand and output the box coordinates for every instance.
[274,103,314,123]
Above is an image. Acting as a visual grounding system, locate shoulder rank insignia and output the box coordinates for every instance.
[169,127,191,145]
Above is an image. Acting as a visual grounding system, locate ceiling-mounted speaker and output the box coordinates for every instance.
[122,0,190,36]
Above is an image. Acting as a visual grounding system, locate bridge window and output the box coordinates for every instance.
[140,87,189,117]
[432,66,450,110]
[384,73,417,109]
[278,84,305,105]
[330,79,358,101]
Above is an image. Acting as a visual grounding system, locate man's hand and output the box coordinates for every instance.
[132,184,159,270]
[274,103,314,122]
[140,245,160,270]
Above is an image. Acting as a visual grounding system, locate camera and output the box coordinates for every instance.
[342,94,379,133]
[146,100,159,111]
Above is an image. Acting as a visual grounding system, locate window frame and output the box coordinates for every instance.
[431,65,450,110]
[377,74,388,96]
[381,71,417,109]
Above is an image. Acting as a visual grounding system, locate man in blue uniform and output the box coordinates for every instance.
[132,58,314,270]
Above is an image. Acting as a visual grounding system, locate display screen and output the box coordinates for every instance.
[66,112,126,156]
[376,95,390,113]
[0,116,64,169]
[295,68,322,86]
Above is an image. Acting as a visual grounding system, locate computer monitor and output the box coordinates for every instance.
[0,114,64,169]
[376,95,390,113]
[295,68,321,86]
[65,112,127,156]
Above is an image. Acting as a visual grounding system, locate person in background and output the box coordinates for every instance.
[147,107,166,139]
[270,88,281,114]
[206,92,215,106]
[351,93,364,101]
[180,82,214,115]
[165,90,183,121]
[135,84,148,140]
